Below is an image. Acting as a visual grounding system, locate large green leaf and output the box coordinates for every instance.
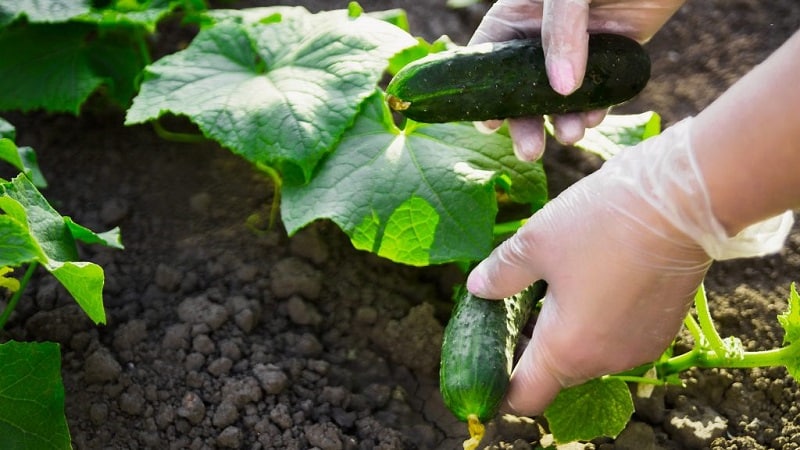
[0,341,70,450]
[282,93,547,266]
[126,7,418,183]
[544,377,634,444]
[0,22,147,113]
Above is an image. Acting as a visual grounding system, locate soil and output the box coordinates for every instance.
[2,1,800,449]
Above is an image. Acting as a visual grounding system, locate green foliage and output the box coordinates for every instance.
[0,0,200,114]
[777,282,800,377]
[544,378,634,444]
[126,6,418,185]
[0,119,121,450]
[282,92,547,265]
[0,341,70,450]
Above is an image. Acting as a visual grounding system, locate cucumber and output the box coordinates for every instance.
[439,281,547,424]
[386,34,650,123]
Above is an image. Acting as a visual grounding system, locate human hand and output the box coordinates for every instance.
[471,0,686,161]
[466,117,794,415]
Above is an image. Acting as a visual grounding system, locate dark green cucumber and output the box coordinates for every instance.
[440,281,547,423]
[386,34,650,123]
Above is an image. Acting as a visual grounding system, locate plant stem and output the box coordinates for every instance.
[694,284,728,357]
[659,342,800,374]
[246,163,283,232]
[0,262,38,332]
[152,121,208,144]
[493,219,525,238]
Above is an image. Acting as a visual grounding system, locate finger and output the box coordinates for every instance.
[551,113,586,145]
[582,108,608,128]
[469,0,545,45]
[466,217,545,300]
[541,0,590,95]
[508,117,546,161]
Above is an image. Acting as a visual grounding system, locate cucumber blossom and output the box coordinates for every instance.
[386,34,650,123]
[439,281,547,423]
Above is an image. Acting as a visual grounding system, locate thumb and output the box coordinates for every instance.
[466,220,545,300]
[541,0,590,95]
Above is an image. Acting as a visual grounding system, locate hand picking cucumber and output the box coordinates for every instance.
[386,34,650,123]
[440,281,547,449]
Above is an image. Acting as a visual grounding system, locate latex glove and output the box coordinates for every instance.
[470,0,686,161]
[466,118,794,415]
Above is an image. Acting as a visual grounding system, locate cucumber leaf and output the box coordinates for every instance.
[126,7,418,184]
[0,0,91,26]
[543,377,634,444]
[0,22,147,113]
[0,139,47,188]
[0,175,117,324]
[78,0,191,31]
[282,92,547,266]
[0,341,70,450]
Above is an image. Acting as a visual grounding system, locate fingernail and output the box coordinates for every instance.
[474,120,503,134]
[547,57,577,96]
[512,137,544,162]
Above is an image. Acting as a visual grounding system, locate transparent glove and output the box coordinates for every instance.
[470,0,686,161]
[466,118,793,415]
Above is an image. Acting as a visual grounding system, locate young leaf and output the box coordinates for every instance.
[65,217,124,249]
[48,261,107,325]
[282,92,547,266]
[0,138,47,187]
[0,341,71,450]
[126,7,418,184]
[0,175,117,324]
[778,282,800,345]
[543,377,634,444]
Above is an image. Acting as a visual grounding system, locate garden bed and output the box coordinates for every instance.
[3,0,800,449]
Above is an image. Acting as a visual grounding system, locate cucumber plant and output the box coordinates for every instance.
[2,2,795,448]
[0,117,123,449]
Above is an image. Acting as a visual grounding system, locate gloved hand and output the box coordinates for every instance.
[466,118,794,415]
[470,0,686,161]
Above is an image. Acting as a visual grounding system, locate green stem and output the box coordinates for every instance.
[661,342,800,374]
[683,313,704,347]
[152,121,208,144]
[246,163,283,232]
[0,262,38,332]
[694,284,728,356]
[493,219,526,238]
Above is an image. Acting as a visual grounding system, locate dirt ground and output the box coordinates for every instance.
[3,0,800,449]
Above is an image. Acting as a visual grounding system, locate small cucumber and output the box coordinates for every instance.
[439,281,547,424]
[386,34,650,123]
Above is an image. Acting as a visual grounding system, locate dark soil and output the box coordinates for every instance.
[2,1,800,449]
